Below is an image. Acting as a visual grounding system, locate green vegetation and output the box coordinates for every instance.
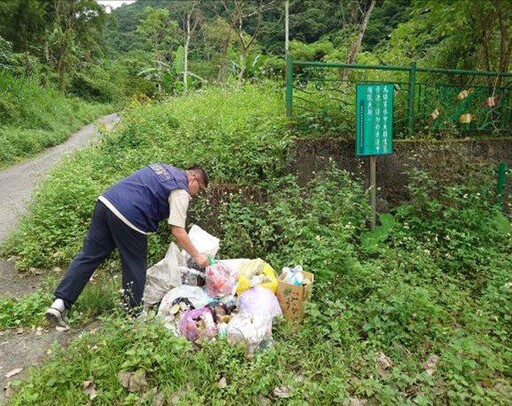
[4,0,508,100]
[0,72,111,166]
[1,0,509,164]
[0,292,51,329]
[1,84,290,269]
[0,0,510,403]
[1,85,511,404]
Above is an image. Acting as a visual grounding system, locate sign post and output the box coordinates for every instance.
[356,83,394,229]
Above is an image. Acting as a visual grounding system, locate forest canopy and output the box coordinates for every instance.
[0,0,510,100]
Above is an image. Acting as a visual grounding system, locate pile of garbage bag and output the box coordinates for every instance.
[143,226,287,353]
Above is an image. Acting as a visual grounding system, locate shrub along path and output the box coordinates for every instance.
[0,114,119,402]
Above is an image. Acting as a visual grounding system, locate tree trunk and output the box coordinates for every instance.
[238,52,247,84]
[216,26,233,83]
[343,0,377,80]
[219,0,276,83]
[498,16,511,74]
[495,0,511,85]
[285,0,289,58]
[184,16,190,93]
[183,2,200,93]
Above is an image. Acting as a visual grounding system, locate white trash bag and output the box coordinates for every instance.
[226,312,274,354]
[157,285,213,334]
[143,243,185,306]
[182,225,220,259]
[220,258,250,279]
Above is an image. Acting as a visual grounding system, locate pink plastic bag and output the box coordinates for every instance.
[179,307,217,342]
[205,263,236,297]
[239,287,282,319]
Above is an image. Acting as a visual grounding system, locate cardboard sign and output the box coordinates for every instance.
[276,271,314,320]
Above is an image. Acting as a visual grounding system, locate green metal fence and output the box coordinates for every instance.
[286,57,512,137]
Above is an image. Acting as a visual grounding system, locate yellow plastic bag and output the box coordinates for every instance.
[236,258,278,295]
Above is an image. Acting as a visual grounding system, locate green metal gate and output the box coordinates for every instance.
[285,57,512,138]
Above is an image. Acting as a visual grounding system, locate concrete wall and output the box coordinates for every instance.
[287,137,512,210]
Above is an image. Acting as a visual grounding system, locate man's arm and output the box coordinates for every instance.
[168,189,208,268]
[171,225,209,268]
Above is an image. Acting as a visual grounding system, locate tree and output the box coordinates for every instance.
[344,0,377,65]
[363,0,412,51]
[195,16,234,81]
[178,1,202,92]
[493,0,512,74]
[0,0,107,87]
[136,7,181,92]
[45,25,78,90]
[0,0,49,53]
[220,0,278,83]
[288,0,344,43]
[342,0,377,79]
[382,0,512,74]
[43,0,106,90]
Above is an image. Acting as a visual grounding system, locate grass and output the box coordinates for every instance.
[1,83,511,404]
[0,72,112,167]
[1,83,290,270]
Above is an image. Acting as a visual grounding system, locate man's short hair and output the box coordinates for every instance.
[187,165,209,187]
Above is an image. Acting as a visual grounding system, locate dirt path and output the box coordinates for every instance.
[0,114,120,403]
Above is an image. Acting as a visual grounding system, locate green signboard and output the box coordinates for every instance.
[356,83,394,156]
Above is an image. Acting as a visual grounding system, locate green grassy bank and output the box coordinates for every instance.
[1,84,511,404]
[0,72,112,167]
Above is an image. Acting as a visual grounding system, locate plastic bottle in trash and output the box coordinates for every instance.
[208,255,217,265]
[282,265,304,286]
[290,271,304,286]
[218,322,228,338]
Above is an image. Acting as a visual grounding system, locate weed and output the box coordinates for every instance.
[0,72,112,167]
[3,84,511,404]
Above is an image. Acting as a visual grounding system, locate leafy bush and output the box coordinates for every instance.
[0,72,112,166]
[387,168,512,280]
[3,84,511,404]
[0,35,16,72]
[2,84,290,269]
[290,38,336,61]
[70,68,123,103]
[258,54,286,80]
[219,164,369,277]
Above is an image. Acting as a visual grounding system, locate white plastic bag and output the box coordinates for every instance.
[158,285,212,313]
[183,225,220,258]
[220,258,250,279]
[157,285,213,333]
[226,313,274,353]
[143,243,185,305]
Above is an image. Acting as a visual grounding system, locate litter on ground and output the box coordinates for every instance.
[144,226,313,353]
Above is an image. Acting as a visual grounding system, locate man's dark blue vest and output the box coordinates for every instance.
[102,164,189,233]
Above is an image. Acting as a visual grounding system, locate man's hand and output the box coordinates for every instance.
[193,253,209,269]
[171,225,208,268]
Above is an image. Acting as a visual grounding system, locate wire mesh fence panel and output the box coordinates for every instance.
[287,58,512,139]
